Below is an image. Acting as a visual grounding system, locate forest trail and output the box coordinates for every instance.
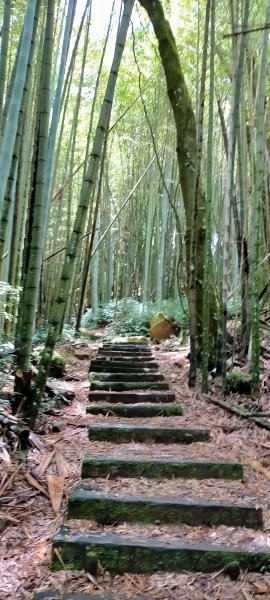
[2,341,270,599]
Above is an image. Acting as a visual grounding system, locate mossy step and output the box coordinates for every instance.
[97,351,154,360]
[88,391,176,403]
[89,363,159,373]
[89,372,165,382]
[33,593,107,600]
[92,360,159,370]
[86,404,183,417]
[82,455,243,480]
[87,424,210,444]
[102,345,151,352]
[102,340,150,348]
[33,594,138,600]
[68,489,263,529]
[95,355,156,363]
[90,381,169,391]
[52,530,270,574]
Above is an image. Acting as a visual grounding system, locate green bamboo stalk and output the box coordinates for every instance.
[0,0,12,134]
[43,0,77,236]
[31,0,135,426]
[142,165,156,306]
[66,2,91,241]
[250,0,270,396]
[189,0,210,386]
[221,0,250,390]
[0,0,37,217]
[156,146,171,303]
[15,0,55,377]
[0,0,41,280]
[201,0,216,392]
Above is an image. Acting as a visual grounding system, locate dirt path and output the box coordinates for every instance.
[1,342,270,599]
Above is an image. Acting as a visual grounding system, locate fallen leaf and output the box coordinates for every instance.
[87,572,104,589]
[55,450,69,477]
[53,546,66,568]
[0,512,19,524]
[0,466,21,495]
[29,431,47,451]
[47,474,65,513]
[0,447,11,463]
[25,473,50,498]
[35,450,55,478]
[246,459,270,480]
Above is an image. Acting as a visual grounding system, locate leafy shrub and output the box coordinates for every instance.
[0,281,20,322]
[227,297,242,319]
[0,341,15,399]
[81,297,189,337]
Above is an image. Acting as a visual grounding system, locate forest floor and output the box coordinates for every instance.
[1,336,270,599]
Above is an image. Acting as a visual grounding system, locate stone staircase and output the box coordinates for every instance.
[51,342,270,580]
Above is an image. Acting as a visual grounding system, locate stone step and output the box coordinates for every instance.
[91,360,159,370]
[89,363,159,373]
[102,344,151,352]
[90,381,170,391]
[33,594,106,600]
[88,391,176,403]
[68,488,263,529]
[34,594,149,600]
[97,351,154,360]
[89,372,165,382]
[102,340,150,348]
[87,424,210,444]
[86,403,183,417]
[95,354,155,369]
[52,529,270,574]
[82,455,243,480]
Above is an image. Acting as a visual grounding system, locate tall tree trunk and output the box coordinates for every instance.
[189,0,211,385]
[0,0,12,136]
[74,2,115,332]
[0,0,41,283]
[202,0,215,392]
[43,0,77,238]
[30,0,135,427]
[0,0,37,216]
[221,0,250,389]
[13,0,55,414]
[139,0,218,365]
[250,0,270,396]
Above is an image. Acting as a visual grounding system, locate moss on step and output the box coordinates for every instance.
[81,456,244,480]
[225,371,252,394]
[87,424,210,444]
[67,489,263,529]
[90,381,169,391]
[89,372,164,382]
[97,351,154,361]
[102,345,151,352]
[52,531,270,574]
[91,360,159,370]
[50,352,67,378]
[88,391,176,403]
[86,404,183,417]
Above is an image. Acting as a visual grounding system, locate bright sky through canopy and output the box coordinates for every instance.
[74,0,121,40]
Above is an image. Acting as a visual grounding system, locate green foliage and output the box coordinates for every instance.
[225,370,252,395]
[33,324,75,346]
[0,281,20,322]
[0,340,15,399]
[81,297,189,337]
[227,297,242,319]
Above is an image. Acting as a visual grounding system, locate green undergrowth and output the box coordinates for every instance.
[81,297,189,337]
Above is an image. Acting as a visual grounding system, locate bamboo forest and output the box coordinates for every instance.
[2,0,270,598]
